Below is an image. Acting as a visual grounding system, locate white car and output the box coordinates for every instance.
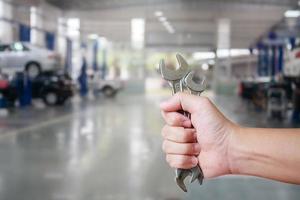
[0,42,60,78]
[89,72,123,97]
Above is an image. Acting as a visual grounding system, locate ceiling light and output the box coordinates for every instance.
[201,63,209,71]
[162,21,169,26]
[88,34,98,40]
[193,52,216,60]
[285,10,300,18]
[159,16,167,22]
[155,11,163,17]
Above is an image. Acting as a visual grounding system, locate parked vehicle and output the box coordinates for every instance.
[30,71,74,105]
[0,76,18,107]
[0,42,60,78]
[90,73,123,97]
[1,71,74,106]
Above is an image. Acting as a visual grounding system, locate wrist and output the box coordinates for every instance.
[227,124,247,175]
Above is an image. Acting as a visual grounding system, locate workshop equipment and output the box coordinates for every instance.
[267,87,287,119]
[159,54,205,192]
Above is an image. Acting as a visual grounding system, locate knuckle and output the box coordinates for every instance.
[161,125,168,137]
[181,130,191,142]
[170,114,179,125]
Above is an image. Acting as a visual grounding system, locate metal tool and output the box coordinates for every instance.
[159,54,189,95]
[159,54,204,192]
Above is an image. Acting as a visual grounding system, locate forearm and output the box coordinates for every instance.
[229,127,300,184]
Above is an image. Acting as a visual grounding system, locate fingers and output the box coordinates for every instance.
[160,92,211,113]
[166,154,198,169]
[162,125,196,143]
[161,111,192,127]
[162,140,200,156]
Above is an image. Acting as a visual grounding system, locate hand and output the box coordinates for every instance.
[160,92,238,178]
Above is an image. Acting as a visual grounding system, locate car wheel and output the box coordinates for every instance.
[103,86,116,97]
[26,63,41,78]
[43,91,58,106]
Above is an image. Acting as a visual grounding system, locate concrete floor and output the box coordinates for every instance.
[0,93,299,200]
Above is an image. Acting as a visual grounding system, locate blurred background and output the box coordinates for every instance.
[0,0,300,199]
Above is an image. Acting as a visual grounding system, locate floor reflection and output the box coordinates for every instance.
[0,94,299,200]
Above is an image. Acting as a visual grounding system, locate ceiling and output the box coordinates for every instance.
[45,0,299,51]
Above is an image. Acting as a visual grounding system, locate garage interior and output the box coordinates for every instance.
[0,0,300,199]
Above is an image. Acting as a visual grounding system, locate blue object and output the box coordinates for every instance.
[101,49,107,79]
[78,57,88,97]
[263,46,269,76]
[271,45,276,77]
[278,45,284,73]
[16,73,32,107]
[0,95,7,108]
[292,111,300,124]
[92,40,98,71]
[19,24,31,42]
[45,32,55,50]
[289,37,296,50]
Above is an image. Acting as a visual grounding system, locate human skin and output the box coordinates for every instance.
[160,92,300,184]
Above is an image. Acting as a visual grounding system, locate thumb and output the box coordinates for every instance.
[160,92,203,113]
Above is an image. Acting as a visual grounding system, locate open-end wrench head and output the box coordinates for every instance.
[185,71,206,92]
[159,54,189,81]
[176,177,188,192]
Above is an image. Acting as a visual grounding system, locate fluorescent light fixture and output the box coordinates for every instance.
[201,63,209,71]
[67,18,80,37]
[217,49,230,58]
[162,21,169,26]
[155,11,163,17]
[131,18,145,50]
[285,10,300,18]
[230,49,250,57]
[88,34,98,40]
[216,49,250,58]
[193,52,216,60]
[159,16,167,22]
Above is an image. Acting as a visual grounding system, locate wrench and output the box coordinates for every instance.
[159,54,189,95]
[159,54,203,192]
[183,70,207,185]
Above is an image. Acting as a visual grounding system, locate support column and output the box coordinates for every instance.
[0,1,13,43]
[57,17,67,67]
[30,6,44,46]
[66,18,80,79]
[213,18,232,94]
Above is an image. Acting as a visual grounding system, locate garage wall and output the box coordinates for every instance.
[0,1,14,43]
[0,0,63,47]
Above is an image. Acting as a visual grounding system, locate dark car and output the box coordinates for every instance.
[31,71,74,105]
[5,71,74,106]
